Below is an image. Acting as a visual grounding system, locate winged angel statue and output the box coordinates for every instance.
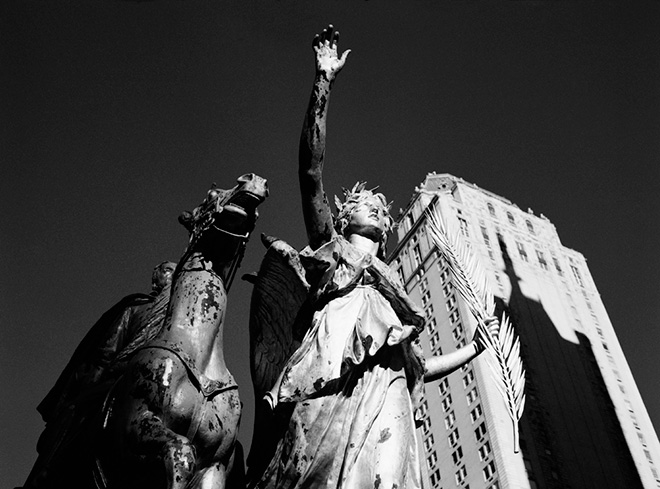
[245,25,500,489]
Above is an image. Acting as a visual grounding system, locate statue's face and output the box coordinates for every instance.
[346,196,387,239]
[152,262,176,293]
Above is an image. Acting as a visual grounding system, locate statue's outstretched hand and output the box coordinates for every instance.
[473,315,500,354]
[313,24,351,80]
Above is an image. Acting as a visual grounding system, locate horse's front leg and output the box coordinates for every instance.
[130,409,196,489]
[117,353,200,489]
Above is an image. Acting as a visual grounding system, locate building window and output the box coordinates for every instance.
[424,434,435,452]
[417,399,428,418]
[413,245,422,268]
[439,268,450,283]
[478,441,491,461]
[456,338,466,348]
[553,257,563,276]
[487,482,500,489]
[430,468,441,486]
[526,220,535,234]
[516,241,528,262]
[571,265,584,287]
[446,294,457,310]
[425,317,437,336]
[442,395,453,412]
[453,323,464,341]
[470,403,483,422]
[442,283,453,297]
[438,378,449,395]
[425,304,434,319]
[458,217,470,237]
[445,411,456,429]
[536,250,548,270]
[422,290,431,306]
[427,451,438,469]
[448,429,460,447]
[644,449,653,463]
[481,226,490,246]
[452,446,464,465]
[429,331,440,349]
[475,422,487,442]
[421,416,431,434]
[483,461,496,480]
[466,388,478,405]
[449,310,460,323]
[487,203,496,216]
[637,429,646,446]
[420,277,428,292]
[507,212,515,226]
[463,369,474,387]
[455,465,467,485]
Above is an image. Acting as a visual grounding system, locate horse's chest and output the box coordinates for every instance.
[189,388,242,462]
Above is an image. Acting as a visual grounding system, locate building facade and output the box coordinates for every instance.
[389,173,660,489]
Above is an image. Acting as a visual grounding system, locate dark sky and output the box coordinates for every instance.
[2,1,659,486]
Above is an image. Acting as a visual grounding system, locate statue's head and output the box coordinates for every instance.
[151,261,176,295]
[334,182,393,257]
[178,173,269,261]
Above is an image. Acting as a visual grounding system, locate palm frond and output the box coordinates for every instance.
[426,207,526,453]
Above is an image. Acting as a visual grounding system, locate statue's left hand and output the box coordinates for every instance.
[313,24,351,81]
[473,315,500,353]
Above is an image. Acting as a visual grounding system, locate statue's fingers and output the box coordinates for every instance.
[312,34,320,48]
[325,24,334,45]
[332,30,340,49]
[339,49,351,64]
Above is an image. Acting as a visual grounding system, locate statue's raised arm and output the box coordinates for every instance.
[299,24,350,250]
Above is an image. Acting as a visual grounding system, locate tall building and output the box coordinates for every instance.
[389,173,660,489]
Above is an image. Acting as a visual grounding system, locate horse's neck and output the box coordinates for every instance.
[161,253,229,379]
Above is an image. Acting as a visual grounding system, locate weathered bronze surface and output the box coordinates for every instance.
[24,261,176,489]
[26,174,267,489]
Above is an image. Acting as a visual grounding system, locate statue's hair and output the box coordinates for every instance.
[334,182,394,257]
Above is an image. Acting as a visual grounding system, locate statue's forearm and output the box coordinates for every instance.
[299,76,333,174]
[299,75,336,249]
[424,341,480,383]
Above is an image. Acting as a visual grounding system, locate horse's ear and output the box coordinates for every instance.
[178,211,195,232]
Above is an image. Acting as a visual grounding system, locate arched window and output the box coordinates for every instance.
[526,220,534,234]
[507,212,515,225]
[487,203,495,216]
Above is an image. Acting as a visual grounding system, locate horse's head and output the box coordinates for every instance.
[178,173,268,285]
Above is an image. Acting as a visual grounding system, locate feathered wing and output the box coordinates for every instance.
[244,234,310,481]
[246,234,310,399]
[426,208,526,453]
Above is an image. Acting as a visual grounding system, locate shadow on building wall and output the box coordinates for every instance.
[495,237,642,489]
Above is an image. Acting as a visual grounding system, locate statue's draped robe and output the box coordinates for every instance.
[257,237,425,489]
[38,293,154,424]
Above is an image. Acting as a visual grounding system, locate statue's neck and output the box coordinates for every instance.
[163,253,228,379]
[346,233,379,257]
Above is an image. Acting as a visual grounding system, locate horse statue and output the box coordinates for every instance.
[95,173,268,489]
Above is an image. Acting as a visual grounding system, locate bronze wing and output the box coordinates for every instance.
[243,234,310,482]
[245,234,310,400]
